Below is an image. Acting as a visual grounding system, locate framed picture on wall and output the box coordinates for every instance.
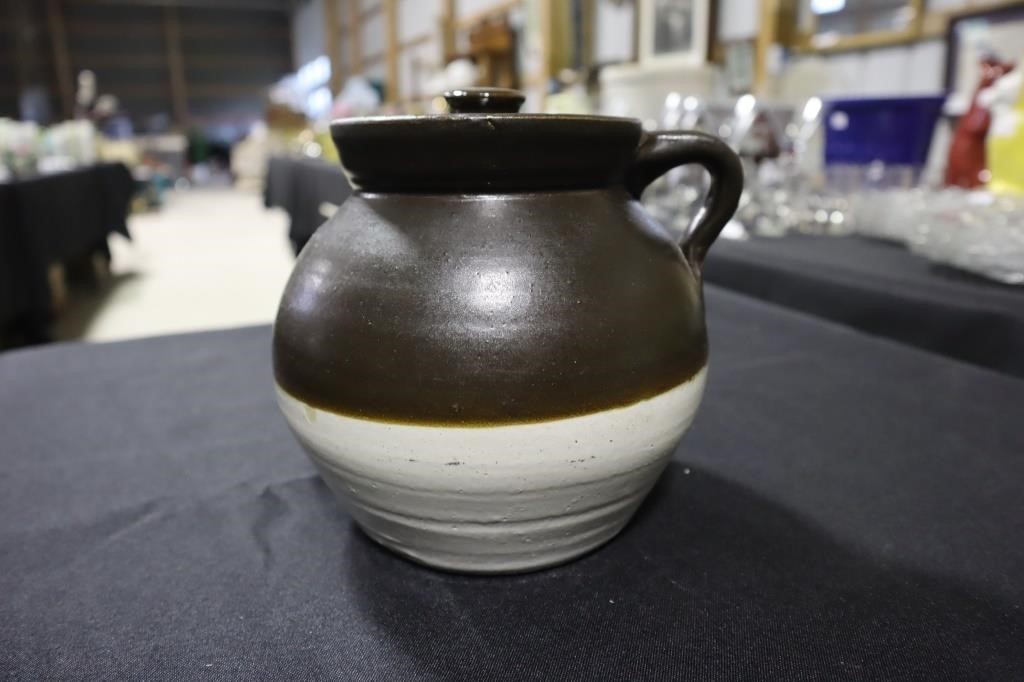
[638,0,712,67]
[944,3,1024,111]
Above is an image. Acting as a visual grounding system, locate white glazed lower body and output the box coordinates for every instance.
[276,367,706,573]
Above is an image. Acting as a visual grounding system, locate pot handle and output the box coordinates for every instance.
[625,131,743,266]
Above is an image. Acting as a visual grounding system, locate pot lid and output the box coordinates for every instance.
[330,87,643,192]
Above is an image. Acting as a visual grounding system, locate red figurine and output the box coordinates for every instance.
[945,56,1015,188]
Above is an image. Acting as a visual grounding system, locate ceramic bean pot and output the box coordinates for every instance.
[273,88,742,573]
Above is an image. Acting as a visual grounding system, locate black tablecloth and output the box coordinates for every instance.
[264,156,351,254]
[704,234,1024,379]
[2,287,1022,679]
[0,163,134,335]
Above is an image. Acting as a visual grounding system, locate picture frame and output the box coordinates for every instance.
[638,0,712,68]
[792,0,925,54]
[944,3,1024,102]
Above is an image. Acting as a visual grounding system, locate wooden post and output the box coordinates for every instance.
[538,0,552,109]
[441,0,456,62]
[324,0,342,93]
[348,0,362,75]
[580,0,594,73]
[754,0,779,95]
[163,6,188,126]
[7,0,32,106]
[385,0,399,103]
[46,0,74,119]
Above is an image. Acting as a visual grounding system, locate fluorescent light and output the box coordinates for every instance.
[735,94,757,117]
[811,0,845,15]
[298,55,331,90]
[306,86,332,118]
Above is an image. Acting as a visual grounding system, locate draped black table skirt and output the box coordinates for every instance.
[264,156,351,255]
[705,234,1024,379]
[2,287,1021,679]
[0,162,134,342]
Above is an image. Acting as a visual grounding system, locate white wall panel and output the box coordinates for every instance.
[361,8,386,56]
[718,0,759,41]
[399,37,441,99]
[928,0,970,10]
[906,39,947,94]
[399,0,439,41]
[594,0,633,63]
[364,60,387,80]
[781,39,948,102]
[458,0,505,20]
[862,45,914,95]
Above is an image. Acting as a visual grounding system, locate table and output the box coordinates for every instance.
[704,234,1024,379]
[0,163,134,343]
[2,287,1022,679]
[264,156,352,254]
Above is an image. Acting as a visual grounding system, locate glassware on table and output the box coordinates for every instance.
[909,190,1024,285]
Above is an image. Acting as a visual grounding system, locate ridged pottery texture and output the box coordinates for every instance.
[276,370,706,573]
[273,92,742,573]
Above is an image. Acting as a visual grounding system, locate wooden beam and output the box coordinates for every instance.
[348,0,362,74]
[67,53,289,69]
[65,21,162,34]
[324,0,342,93]
[62,0,292,10]
[46,0,75,119]
[98,83,266,97]
[66,21,289,37]
[168,53,290,68]
[163,6,188,126]
[360,3,382,22]
[87,84,167,96]
[385,0,398,102]
[794,28,921,54]
[177,22,292,37]
[400,32,433,52]
[189,84,271,97]
[101,84,266,98]
[70,54,166,67]
[363,50,386,67]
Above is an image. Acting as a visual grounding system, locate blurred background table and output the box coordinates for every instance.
[704,234,1024,379]
[0,162,134,345]
[2,287,1021,679]
[264,156,351,254]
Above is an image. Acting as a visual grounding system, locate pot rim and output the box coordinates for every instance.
[329,112,643,131]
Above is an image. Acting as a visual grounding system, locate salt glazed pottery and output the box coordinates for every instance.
[274,88,743,573]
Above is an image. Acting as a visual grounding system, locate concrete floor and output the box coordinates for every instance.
[55,187,296,343]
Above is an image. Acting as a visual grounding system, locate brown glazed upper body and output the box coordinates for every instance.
[273,90,742,425]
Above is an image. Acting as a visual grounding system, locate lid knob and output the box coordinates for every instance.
[443,87,525,114]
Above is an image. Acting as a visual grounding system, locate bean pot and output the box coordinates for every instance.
[273,88,743,573]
